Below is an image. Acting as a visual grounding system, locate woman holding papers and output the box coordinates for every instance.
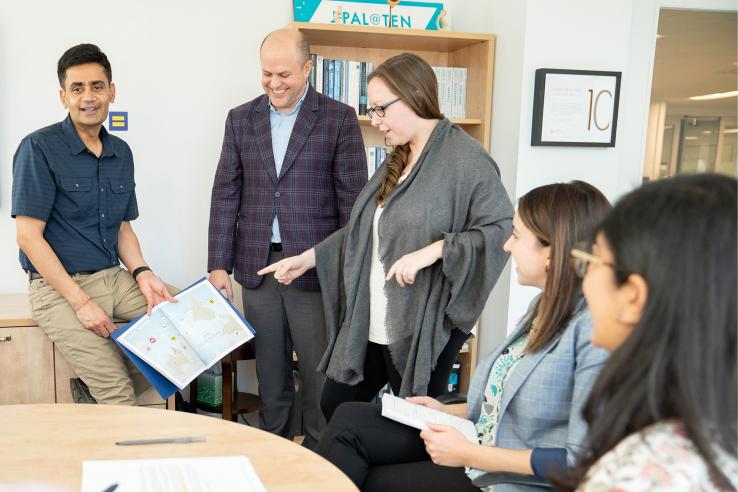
[313,181,610,491]
[552,174,737,490]
[258,53,513,421]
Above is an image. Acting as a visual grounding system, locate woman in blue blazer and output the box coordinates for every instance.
[314,181,611,491]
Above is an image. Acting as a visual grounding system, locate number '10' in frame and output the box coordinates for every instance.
[531,68,622,147]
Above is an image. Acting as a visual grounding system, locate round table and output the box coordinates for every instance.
[0,404,356,491]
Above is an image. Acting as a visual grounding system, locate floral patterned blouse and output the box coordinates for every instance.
[579,420,738,491]
[465,325,534,482]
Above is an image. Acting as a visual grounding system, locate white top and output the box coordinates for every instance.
[368,174,408,345]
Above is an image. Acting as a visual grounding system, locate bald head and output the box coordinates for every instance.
[259,28,313,113]
[260,28,310,65]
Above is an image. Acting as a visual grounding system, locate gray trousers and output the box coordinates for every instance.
[242,250,327,448]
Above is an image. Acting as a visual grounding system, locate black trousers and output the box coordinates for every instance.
[242,250,327,449]
[321,329,469,422]
[314,402,479,491]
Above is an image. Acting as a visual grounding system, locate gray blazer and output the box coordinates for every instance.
[466,297,608,491]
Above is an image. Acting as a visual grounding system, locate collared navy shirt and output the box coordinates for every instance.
[11,114,138,274]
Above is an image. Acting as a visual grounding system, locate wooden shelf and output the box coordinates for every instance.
[357,115,482,126]
[293,22,494,53]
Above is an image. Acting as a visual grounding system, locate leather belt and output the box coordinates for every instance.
[270,243,283,252]
[27,270,96,281]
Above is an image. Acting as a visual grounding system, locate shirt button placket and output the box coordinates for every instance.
[98,160,108,255]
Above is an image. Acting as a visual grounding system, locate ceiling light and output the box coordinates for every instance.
[723,128,738,134]
[702,130,712,134]
[656,34,664,39]
[689,90,738,101]
[684,136,699,140]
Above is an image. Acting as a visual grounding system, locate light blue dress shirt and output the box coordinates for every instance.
[269,83,309,243]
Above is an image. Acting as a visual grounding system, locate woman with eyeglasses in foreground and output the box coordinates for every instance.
[554,173,737,490]
[259,53,513,421]
[313,181,610,491]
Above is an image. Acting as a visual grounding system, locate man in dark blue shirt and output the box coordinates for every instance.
[12,43,175,405]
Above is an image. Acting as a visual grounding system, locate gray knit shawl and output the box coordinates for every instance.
[315,119,513,396]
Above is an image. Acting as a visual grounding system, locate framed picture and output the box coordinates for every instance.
[531,68,621,147]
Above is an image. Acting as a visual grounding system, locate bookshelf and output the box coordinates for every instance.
[294,22,496,393]
[293,22,494,151]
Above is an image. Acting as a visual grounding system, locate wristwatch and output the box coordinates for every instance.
[132,265,152,280]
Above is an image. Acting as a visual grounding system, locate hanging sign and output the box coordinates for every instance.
[294,0,447,31]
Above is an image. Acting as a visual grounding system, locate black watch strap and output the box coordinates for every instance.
[132,266,152,280]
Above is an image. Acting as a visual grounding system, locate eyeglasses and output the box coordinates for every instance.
[367,97,401,119]
[570,242,624,278]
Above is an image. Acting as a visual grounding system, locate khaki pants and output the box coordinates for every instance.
[28,266,173,405]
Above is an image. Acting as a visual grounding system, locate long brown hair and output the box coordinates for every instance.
[368,53,444,205]
[552,174,737,490]
[519,181,611,352]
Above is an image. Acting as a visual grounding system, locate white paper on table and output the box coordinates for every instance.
[381,393,479,443]
[81,455,266,492]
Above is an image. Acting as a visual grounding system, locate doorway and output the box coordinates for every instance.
[643,9,737,181]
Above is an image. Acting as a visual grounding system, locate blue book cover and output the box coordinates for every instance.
[328,60,335,99]
[112,277,255,399]
[334,59,342,101]
[322,58,330,94]
[359,62,368,115]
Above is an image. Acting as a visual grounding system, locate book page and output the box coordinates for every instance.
[116,308,206,389]
[82,455,266,492]
[381,393,478,443]
[160,279,253,365]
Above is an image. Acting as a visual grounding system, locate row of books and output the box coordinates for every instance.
[366,146,389,178]
[309,55,468,120]
[432,67,468,120]
[309,55,374,115]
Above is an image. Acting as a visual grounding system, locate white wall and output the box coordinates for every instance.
[0,1,291,295]
[502,0,639,334]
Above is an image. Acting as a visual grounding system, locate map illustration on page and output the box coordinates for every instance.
[113,277,254,397]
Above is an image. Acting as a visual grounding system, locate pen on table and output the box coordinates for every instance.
[102,484,118,492]
[115,436,207,446]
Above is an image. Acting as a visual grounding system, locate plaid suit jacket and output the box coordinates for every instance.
[208,86,367,290]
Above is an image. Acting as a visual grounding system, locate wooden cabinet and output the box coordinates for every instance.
[0,324,55,403]
[0,294,169,407]
[294,23,495,388]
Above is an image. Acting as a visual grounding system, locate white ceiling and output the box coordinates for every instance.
[651,9,737,117]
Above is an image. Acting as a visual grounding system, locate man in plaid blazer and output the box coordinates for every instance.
[208,28,367,448]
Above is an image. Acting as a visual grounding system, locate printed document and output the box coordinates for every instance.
[381,393,478,443]
[81,455,266,492]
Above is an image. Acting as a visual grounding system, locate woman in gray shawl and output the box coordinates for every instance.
[258,53,513,421]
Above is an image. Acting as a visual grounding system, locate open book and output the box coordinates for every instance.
[113,277,254,399]
[381,393,479,443]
